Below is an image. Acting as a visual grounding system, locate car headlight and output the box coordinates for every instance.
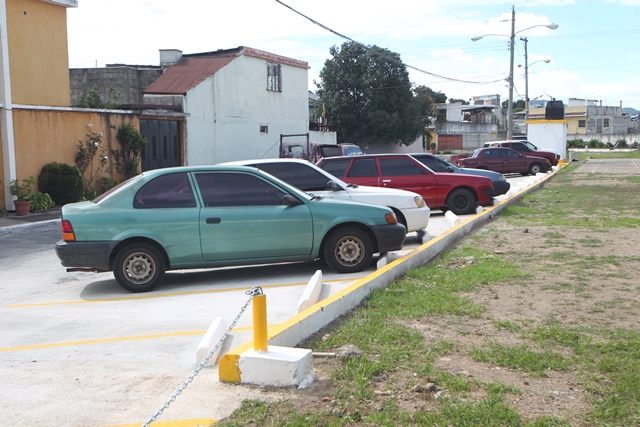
[414,196,426,208]
[497,174,507,181]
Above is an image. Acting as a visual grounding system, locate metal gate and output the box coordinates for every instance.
[140,119,181,171]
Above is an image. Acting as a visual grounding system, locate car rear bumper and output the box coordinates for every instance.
[55,240,117,271]
[371,224,407,253]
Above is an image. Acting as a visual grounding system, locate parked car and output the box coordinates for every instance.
[460,147,552,175]
[280,139,364,164]
[482,140,560,166]
[317,154,494,215]
[220,158,430,233]
[55,166,406,293]
[409,153,510,196]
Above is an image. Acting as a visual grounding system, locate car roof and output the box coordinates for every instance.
[321,153,417,160]
[219,158,313,166]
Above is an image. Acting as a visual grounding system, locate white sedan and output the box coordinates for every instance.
[220,158,430,234]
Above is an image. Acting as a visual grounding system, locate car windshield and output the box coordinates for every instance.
[524,141,538,150]
[469,149,481,158]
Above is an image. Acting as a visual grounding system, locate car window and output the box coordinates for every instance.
[134,173,196,209]
[347,159,378,178]
[524,141,537,150]
[469,149,481,158]
[380,158,427,176]
[483,149,501,159]
[415,156,448,172]
[511,143,526,152]
[320,146,342,157]
[502,149,520,158]
[195,172,285,207]
[250,162,331,192]
[342,145,363,155]
[319,159,351,178]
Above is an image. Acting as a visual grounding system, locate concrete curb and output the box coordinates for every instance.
[218,169,560,383]
[0,218,60,236]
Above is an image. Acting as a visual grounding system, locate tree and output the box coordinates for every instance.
[501,99,525,113]
[448,98,470,105]
[73,84,122,109]
[316,41,424,146]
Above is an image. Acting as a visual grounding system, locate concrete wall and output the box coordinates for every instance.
[1,107,138,210]
[7,0,71,106]
[527,121,567,158]
[70,67,163,105]
[184,54,309,165]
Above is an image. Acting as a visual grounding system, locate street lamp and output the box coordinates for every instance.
[518,36,551,123]
[471,7,558,139]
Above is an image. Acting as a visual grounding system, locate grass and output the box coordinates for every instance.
[217,160,640,427]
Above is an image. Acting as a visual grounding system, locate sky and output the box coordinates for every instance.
[67,0,640,111]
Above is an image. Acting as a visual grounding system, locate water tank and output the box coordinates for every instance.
[545,100,565,120]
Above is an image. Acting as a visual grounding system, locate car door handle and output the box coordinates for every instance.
[206,217,221,224]
[382,179,391,183]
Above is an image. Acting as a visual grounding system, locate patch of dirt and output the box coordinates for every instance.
[245,180,640,425]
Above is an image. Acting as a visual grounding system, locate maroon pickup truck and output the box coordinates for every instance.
[482,140,560,166]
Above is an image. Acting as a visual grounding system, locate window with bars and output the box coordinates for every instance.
[578,120,586,128]
[267,63,281,92]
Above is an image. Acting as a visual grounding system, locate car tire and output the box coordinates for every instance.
[113,243,166,293]
[528,163,543,175]
[323,227,373,273]
[446,188,475,215]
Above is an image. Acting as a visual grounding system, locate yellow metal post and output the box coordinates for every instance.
[252,294,268,352]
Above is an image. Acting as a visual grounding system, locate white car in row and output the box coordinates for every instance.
[220,158,430,234]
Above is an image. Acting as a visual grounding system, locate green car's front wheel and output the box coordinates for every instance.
[113,243,166,293]
[324,228,373,273]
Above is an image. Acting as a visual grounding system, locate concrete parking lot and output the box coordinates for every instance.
[0,170,559,426]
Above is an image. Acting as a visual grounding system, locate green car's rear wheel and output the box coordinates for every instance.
[113,243,166,293]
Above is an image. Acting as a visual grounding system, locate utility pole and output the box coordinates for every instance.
[507,6,515,140]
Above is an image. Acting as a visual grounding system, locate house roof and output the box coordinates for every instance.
[144,46,309,96]
[144,56,237,95]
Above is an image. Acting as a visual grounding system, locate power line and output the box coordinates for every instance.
[275,0,505,85]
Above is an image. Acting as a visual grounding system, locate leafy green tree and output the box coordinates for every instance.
[413,86,447,127]
[501,99,525,113]
[112,123,148,180]
[448,98,470,105]
[316,41,424,146]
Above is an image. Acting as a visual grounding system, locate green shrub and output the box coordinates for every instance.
[29,192,55,213]
[37,162,83,205]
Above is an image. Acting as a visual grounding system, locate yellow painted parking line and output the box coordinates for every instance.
[5,277,364,309]
[0,324,283,353]
[104,419,217,427]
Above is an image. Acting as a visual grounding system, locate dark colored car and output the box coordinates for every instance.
[482,140,560,166]
[410,153,510,196]
[317,154,494,215]
[460,147,552,175]
[55,165,406,292]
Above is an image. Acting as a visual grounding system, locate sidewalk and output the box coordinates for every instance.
[0,206,62,235]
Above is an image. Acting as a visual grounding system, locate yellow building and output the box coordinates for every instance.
[1,0,141,211]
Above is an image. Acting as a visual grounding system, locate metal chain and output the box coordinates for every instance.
[142,286,263,427]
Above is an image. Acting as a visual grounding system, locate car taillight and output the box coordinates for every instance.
[385,212,398,225]
[61,220,76,242]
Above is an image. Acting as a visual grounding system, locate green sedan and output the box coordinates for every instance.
[55,165,406,292]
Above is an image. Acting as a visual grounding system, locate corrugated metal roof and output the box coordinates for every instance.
[144,56,237,95]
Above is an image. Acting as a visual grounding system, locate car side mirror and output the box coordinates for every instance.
[281,194,303,206]
[446,166,454,172]
[325,181,341,191]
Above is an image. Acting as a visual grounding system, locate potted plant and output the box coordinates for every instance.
[429,141,437,153]
[9,176,35,215]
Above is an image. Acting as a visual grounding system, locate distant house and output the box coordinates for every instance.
[142,47,327,166]
[434,100,500,151]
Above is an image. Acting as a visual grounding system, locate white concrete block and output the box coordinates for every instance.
[238,345,314,388]
[297,270,323,313]
[475,205,484,214]
[196,317,227,367]
[416,228,433,244]
[445,210,460,227]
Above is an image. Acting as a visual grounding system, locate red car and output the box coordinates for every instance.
[317,154,494,215]
[460,147,552,175]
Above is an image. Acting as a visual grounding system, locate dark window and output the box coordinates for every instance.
[267,63,281,92]
[510,143,526,153]
[134,173,196,209]
[578,120,586,128]
[250,162,332,192]
[414,156,448,172]
[379,158,427,176]
[319,146,342,157]
[319,159,352,178]
[604,118,610,127]
[260,125,268,133]
[501,149,520,158]
[195,173,285,207]
[347,159,378,178]
[483,149,501,159]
